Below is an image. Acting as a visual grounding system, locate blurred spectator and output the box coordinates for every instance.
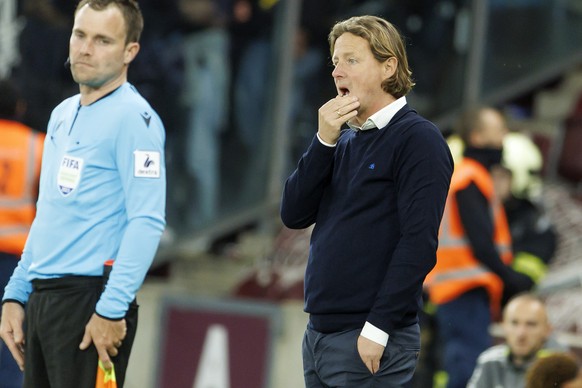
[173,0,232,227]
[128,0,185,133]
[0,0,23,78]
[0,79,44,388]
[492,134,558,304]
[468,292,569,388]
[502,131,544,200]
[525,352,582,388]
[285,1,331,167]
[229,0,276,151]
[229,0,329,193]
[14,0,77,130]
[425,106,534,388]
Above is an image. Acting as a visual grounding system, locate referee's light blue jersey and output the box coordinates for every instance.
[3,83,166,319]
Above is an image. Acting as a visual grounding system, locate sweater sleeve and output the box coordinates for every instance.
[366,123,453,333]
[280,134,336,229]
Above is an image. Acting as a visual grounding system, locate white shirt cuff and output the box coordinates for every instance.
[317,133,337,147]
[361,321,389,347]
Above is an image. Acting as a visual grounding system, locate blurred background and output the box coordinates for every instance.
[2,0,582,387]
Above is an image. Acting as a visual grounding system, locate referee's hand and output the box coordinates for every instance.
[0,302,26,371]
[79,313,126,370]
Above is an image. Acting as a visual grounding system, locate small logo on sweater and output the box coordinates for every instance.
[134,150,160,178]
[368,163,376,170]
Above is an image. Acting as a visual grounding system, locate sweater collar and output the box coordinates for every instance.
[347,96,407,131]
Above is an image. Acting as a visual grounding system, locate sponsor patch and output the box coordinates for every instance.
[134,150,160,178]
[58,155,84,196]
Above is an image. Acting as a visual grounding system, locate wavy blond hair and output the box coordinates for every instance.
[328,15,415,98]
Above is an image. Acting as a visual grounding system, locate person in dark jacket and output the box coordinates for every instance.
[280,15,453,387]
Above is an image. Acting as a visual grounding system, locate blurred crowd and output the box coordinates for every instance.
[1,0,473,230]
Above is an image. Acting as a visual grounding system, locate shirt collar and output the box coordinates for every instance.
[347,96,407,131]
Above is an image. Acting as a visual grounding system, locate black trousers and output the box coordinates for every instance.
[24,276,138,388]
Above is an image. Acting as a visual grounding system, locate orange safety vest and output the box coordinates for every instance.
[425,158,512,317]
[0,119,44,256]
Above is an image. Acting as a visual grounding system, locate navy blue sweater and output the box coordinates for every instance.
[281,105,453,334]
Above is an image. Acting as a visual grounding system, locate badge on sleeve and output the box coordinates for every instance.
[134,150,161,178]
[58,155,84,196]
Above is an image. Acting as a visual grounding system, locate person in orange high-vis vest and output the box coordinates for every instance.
[0,121,44,255]
[424,107,534,388]
[427,157,513,318]
[0,79,44,388]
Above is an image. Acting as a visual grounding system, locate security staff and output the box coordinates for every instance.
[425,106,533,388]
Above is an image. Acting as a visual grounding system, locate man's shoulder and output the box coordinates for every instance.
[477,344,510,365]
[390,107,443,144]
[110,83,152,110]
[541,336,570,353]
[393,104,434,125]
[123,83,147,101]
[100,84,163,130]
[116,84,162,123]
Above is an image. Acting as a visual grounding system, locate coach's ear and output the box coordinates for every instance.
[383,56,397,80]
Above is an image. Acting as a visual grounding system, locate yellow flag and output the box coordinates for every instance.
[96,360,117,388]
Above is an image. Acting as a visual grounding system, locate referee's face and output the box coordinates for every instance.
[69,3,139,92]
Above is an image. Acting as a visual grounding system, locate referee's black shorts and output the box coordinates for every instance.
[24,276,138,388]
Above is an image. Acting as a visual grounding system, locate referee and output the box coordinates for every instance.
[0,1,166,387]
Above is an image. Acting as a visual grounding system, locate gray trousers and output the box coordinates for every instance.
[302,324,420,388]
